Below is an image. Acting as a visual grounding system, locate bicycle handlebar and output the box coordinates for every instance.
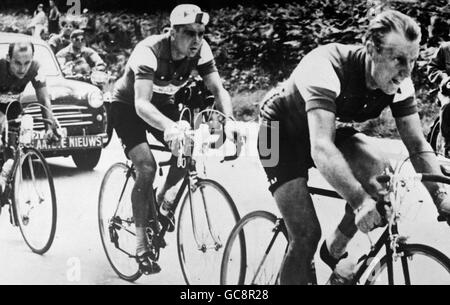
[376,173,450,225]
[376,173,450,184]
[7,117,54,126]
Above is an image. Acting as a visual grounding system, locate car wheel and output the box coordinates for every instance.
[72,149,102,170]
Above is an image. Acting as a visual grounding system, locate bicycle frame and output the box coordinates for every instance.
[108,142,224,257]
[264,186,410,285]
[310,186,414,285]
[158,150,224,252]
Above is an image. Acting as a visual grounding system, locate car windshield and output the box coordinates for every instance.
[0,43,61,77]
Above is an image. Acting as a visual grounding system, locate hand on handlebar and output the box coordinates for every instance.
[434,189,450,226]
[44,119,61,145]
[164,120,191,156]
[355,197,392,233]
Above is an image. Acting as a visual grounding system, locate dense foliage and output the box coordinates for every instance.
[2,0,450,135]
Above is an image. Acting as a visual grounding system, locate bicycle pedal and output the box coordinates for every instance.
[136,256,161,275]
[140,262,161,275]
[156,235,167,249]
[108,226,119,247]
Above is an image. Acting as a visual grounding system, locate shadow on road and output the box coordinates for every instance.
[46,162,97,178]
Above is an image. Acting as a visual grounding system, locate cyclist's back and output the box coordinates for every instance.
[112,33,216,108]
[260,43,416,125]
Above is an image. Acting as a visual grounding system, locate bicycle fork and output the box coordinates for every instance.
[187,175,222,253]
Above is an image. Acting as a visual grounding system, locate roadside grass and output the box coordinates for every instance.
[231,89,266,122]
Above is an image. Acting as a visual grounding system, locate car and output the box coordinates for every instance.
[0,32,110,170]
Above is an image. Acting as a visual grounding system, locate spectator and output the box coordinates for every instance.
[428,16,450,47]
[48,19,78,54]
[139,19,155,39]
[56,29,106,75]
[48,0,60,35]
[29,3,47,39]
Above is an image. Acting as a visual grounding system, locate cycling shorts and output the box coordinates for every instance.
[111,101,181,158]
[257,95,358,194]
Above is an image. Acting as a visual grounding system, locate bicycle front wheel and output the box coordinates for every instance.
[177,178,243,285]
[364,243,450,285]
[220,210,288,285]
[98,162,141,282]
[12,147,57,255]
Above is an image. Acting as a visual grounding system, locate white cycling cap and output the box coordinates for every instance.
[170,4,210,26]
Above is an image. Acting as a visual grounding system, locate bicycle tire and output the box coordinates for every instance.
[177,178,243,285]
[362,243,450,285]
[220,210,287,285]
[429,118,445,154]
[12,147,57,255]
[98,162,142,282]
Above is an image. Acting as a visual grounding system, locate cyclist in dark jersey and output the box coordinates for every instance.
[0,42,58,136]
[110,4,234,274]
[258,10,450,285]
[0,41,59,187]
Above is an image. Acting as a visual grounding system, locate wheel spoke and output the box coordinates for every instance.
[178,179,241,285]
[98,163,141,282]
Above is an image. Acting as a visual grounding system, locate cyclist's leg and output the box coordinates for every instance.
[147,103,188,209]
[274,178,321,285]
[111,103,160,259]
[258,119,320,285]
[128,144,158,230]
[325,131,390,260]
[156,161,186,205]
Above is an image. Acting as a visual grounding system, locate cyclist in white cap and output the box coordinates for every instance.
[110,4,235,274]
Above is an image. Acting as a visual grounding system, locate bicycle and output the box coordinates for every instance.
[0,102,58,255]
[98,107,246,283]
[220,154,450,285]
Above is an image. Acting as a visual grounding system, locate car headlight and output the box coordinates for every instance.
[88,91,103,108]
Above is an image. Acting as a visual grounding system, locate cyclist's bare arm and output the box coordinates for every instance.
[395,113,447,205]
[202,71,233,118]
[307,108,371,210]
[134,78,174,131]
[35,85,57,130]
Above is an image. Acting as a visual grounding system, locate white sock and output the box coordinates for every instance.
[136,227,148,255]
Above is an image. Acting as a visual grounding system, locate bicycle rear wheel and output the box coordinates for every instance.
[429,119,446,156]
[363,243,450,285]
[177,178,243,285]
[220,210,288,285]
[12,147,57,255]
[98,162,141,282]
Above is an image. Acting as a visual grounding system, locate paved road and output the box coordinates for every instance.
[0,124,449,284]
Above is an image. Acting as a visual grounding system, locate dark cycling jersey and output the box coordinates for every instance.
[260,43,417,123]
[0,58,46,104]
[112,33,217,108]
[258,43,418,193]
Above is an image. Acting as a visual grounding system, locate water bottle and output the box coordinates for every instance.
[0,159,14,192]
[19,114,34,145]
